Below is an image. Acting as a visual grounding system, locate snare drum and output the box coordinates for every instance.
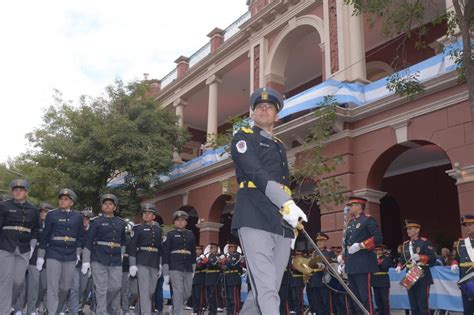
[458,272,474,300]
[400,265,424,290]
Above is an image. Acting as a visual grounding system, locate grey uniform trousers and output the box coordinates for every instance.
[91,261,122,315]
[46,258,76,314]
[169,270,193,315]
[238,227,291,315]
[27,265,47,314]
[121,272,138,312]
[0,248,29,315]
[137,265,160,315]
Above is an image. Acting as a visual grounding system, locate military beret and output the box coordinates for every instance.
[250,87,284,112]
[58,188,77,202]
[10,179,29,190]
[100,193,119,206]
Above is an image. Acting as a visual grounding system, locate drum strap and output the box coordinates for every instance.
[465,237,474,262]
[409,241,414,258]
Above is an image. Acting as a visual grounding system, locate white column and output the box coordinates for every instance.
[173,98,187,127]
[205,74,222,146]
[347,5,367,82]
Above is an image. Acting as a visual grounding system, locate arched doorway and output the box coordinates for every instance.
[370,142,461,254]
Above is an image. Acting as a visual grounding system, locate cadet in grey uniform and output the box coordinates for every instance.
[82,193,126,315]
[26,202,53,315]
[128,203,162,315]
[230,87,308,315]
[37,188,84,314]
[162,210,196,315]
[0,179,40,315]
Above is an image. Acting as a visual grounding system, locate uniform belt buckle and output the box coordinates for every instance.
[109,242,114,248]
[147,247,152,251]
[15,226,21,231]
[64,236,70,241]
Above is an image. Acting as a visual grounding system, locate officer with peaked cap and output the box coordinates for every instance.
[192,244,207,315]
[371,244,391,315]
[222,241,243,315]
[230,87,308,315]
[0,179,40,315]
[396,219,435,315]
[451,214,474,315]
[204,242,221,315]
[162,210,196,315]
[38,188,84,314]
[26,202,53,315]
[128,203,162,314]
[81,193,126,314]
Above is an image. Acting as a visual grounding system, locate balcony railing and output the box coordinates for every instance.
[161,68,178,88]
[189,42,211,68]
[224,11,251,41]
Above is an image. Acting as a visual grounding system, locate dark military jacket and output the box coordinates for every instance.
[0,199,39,254]
[193,254,208,285]
[40,208,84,262]
[307,248,337,288]
[230,126,293,238]
[162,229,196,272]
[85,215,127,267]
[344,213,383,274]
[371,253,392,288]
[223,252,243,286]
[454,237,474,278]
[129,222,162,269]
[205,253,221,286]
[398,237,436,286]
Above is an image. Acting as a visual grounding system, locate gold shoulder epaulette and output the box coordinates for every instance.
[273,135,283,143]
[241,127,253,134]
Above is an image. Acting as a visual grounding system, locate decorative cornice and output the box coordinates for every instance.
[352,188,387,204]
[446,163,474,185]
[196,221,224,232]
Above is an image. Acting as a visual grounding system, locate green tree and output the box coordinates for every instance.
[24,79,188,216]
[345,0,473,118]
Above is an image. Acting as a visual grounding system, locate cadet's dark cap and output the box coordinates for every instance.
[173,210,189,221]
[58,188,77,202]
[100,193,119,206]
[346,196,368,206]
[141,203,157,214]
[39,202,54,211]
[227,241,238,247]
[461,215,474,225]
[250,87,284,112]
[315,232,329,241]
[210,242,219,247]
[196,245,204,249]
[404,219,421,229]
[10,179,29,190]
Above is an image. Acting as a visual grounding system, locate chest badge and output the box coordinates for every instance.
[356,223,360,229]
[236,140,247,153]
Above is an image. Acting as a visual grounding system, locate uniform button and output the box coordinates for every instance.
[282,176,286,179]
[283,162,286,166]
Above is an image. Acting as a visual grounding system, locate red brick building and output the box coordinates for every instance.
[143,0,473,253]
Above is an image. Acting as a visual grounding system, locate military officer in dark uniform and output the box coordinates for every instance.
[162,210,196,315]
[307,233,336,315]
[231,87,308,315]
[37,188,84,314]
[81,193,126,314]
[289,250,305,315]
[192,245,207,315]
[222,241,243,315]
[451,214,474,315]
[0,179,40,314]
[340,196,383,315]
[128,203,162,315]
[396,219,436,315]
[279,258,292,315]
[26,202,53,315]
[204,242,221,315]
[371,245,391,315]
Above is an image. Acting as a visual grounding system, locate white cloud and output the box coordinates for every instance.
[0,0,248,162]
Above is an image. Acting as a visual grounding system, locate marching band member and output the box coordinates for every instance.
[290,250,305,315]
[451,214,474,315]
[205,242,221,315]
[279,258,292,315]
[38,188,84,314]
[396,219,436,315]
[192,245,207,315]
[371,244,391,315]
[341,196,383,315]
[222,241,243,315]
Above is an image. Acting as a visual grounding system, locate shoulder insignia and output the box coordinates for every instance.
[240,127,253,134]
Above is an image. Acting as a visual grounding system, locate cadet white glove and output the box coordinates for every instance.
[164,275,170,284]
[337,264,345,274]
[281,200,308,228]
[395,266,402,273]
[36,257,45,271]
[220,255,226,260]
[81,262,90,275]
[337,255,344,264]
[411,254,420,262]
[348,243,362,254]
[29,247,34,260]
[451,264,459,272]
[76,255,81,265]
[129,266,138,277]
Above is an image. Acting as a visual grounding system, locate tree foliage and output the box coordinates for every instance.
[23,80,188,216]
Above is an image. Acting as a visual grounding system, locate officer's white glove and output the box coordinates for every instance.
[451,264,459,273]
[281,200,308,228]
[200,254,206,260]
[81,262,90,275]
[395,266,402,273]
[76,255,81,265]
[158,265,163,279]
[36,257,45,271]
[348,243,362,254]
[411,254,420,262]
[129,266,138,277]
[291,237,297,250]
[337,264,345,274]
[29,247,34,260]
[317,263,325,270]
[220,255,226,260]
[337,255,344,264]
[164,275,170,284]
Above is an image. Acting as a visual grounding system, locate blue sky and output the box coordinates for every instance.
[0,0,248,162]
